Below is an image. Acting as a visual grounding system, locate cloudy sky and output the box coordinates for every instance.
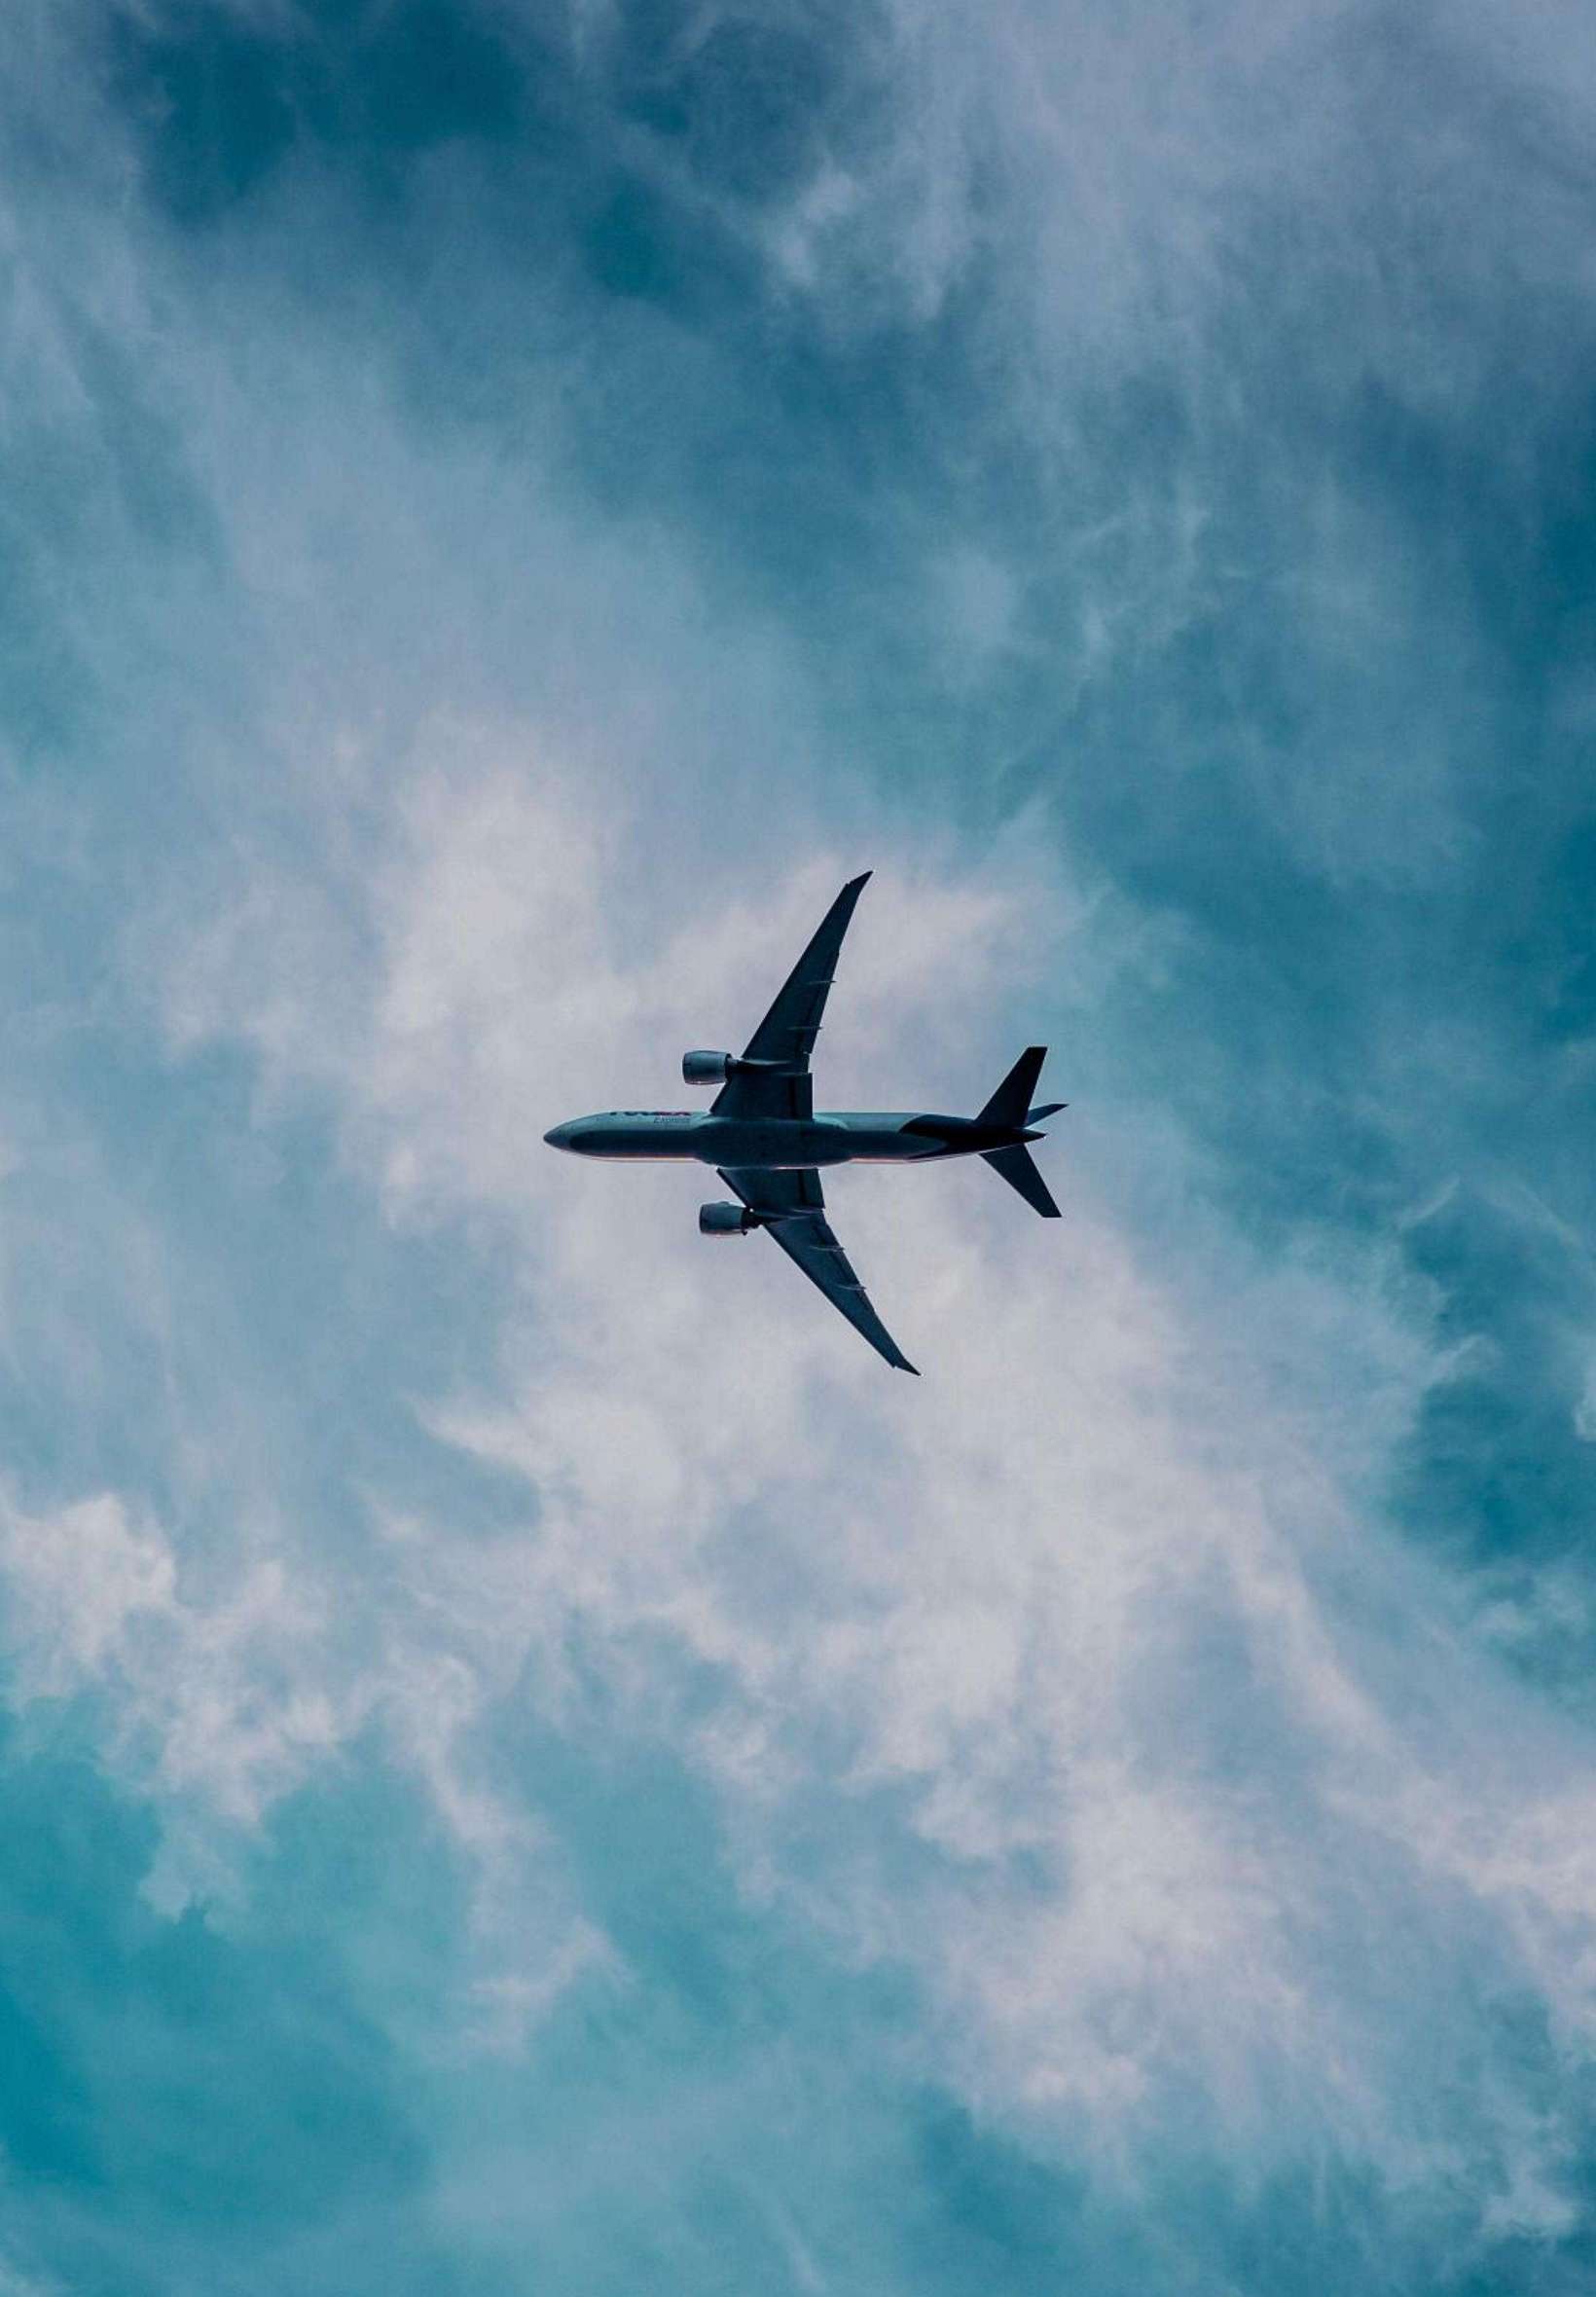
[5,0,1596,2287]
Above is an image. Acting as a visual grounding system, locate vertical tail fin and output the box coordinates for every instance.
[982,1144,1061,1219]
[977,1046,1048,1130]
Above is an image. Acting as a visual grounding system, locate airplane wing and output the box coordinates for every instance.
[717,1166,919,1374]
[711,872,871,1122]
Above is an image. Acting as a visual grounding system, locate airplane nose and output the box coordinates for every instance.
[543,1123,573,1150]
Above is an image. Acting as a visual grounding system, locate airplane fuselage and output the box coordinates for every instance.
[542,873,1062,1369]
[543,1111,1024,1167]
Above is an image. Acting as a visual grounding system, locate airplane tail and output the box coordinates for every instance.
[975,1047,1064,1217]
[976,1045,1050,1130]
[982,1144,1061,1219]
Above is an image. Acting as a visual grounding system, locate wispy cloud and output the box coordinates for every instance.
[146,728,1596,2228]
[5,0,1596,2287]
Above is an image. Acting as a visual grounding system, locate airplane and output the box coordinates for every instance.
[543,872,1064,1373]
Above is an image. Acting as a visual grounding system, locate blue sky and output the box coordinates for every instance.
[5,0,1596,2288]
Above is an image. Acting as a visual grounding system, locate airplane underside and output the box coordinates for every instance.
[689,1118,947,1169]
[544,873,1064,1370]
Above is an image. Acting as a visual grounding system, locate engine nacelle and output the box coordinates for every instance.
[683,1049,734,1086]
[699,1201,757,1236]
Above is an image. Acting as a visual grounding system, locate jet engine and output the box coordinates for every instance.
[699,1201,757,1236]
[682,1049,734,1085]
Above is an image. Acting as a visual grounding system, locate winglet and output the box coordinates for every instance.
[876,1324,920,1376]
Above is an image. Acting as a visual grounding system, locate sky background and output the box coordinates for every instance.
[5,0,1596,2288]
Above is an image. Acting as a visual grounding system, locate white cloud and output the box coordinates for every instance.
[0,1490,341,1822]
[133,719,1596,2221]
[0,1472,609,2038]
[7,0,1596,2246]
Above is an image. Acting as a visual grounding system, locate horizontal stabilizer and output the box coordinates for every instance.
[1027,1101,1067,1123]
[982,1144,1061,1219]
